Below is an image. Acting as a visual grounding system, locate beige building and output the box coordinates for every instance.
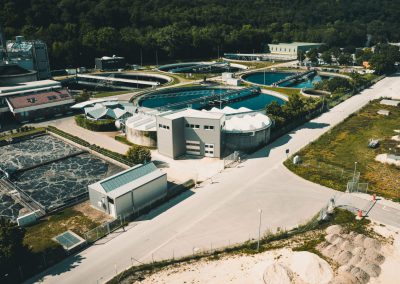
[268,42,323,59]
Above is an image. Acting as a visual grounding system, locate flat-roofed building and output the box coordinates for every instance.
[156,109,225,159]
[95,55,126,71]
[268,42,323,59]
[88,163,167,218]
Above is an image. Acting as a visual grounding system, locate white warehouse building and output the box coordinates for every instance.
[88,163,167,218]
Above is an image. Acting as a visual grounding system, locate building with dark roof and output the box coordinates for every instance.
[88,163,167,218]
[0,64,37,85]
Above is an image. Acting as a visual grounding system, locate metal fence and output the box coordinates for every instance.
[84,215,125,243]
[223,151,241,168]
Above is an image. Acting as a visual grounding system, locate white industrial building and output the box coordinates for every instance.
[88,163,167,218]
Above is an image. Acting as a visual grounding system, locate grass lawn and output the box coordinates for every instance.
[263,86,300,97]
[284,100,400,200]
[24,208,100,253]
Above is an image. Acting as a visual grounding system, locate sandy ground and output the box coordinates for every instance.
[375,153,400,167]
[140,249,333,284]
[138,224,400,284]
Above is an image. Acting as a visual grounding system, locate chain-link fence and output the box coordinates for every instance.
[223,151,241,168]
[84,215,125,243]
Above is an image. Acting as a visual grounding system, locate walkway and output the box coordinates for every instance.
[28,74,400,284]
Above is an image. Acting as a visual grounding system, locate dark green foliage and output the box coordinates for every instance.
[1,1,400,68]
[0,218,30,279]
[266,94,323,128]
[126,145,152,165]
[315,77,352,94]
[369,44,400,74]
[75,115,116,132]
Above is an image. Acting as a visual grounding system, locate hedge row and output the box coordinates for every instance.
[75,115,116,132]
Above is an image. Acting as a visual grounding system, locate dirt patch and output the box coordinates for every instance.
[73,201,112,223]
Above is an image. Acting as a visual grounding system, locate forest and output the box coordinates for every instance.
[1,0,400,68]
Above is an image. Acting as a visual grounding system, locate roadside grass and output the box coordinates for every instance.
[284,100,400,200]
[0,127,46,141]
[24,208,99,253]
[107,208,369,284]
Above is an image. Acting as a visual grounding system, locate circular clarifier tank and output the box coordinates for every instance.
[242,71,331,89]
[138,86,284,111]
[158,62,247,74]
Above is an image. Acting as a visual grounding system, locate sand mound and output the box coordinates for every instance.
[322,244,338,258]
[332,236,345,246]
[364,248,385,264]
[336,250,353,265]
[326,225,345,235]
[363,237,381,251]
[325,234,340,244]
[358,259,381,277]
[329,272,360,284]
[340,240,355,252]
[348,254,363,266]
[352,247,365,256]
[350,266,370,283]
[289,251,333,284]
[263,263,294,284]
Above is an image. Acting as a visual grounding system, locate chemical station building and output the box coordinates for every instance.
[156,107,272,159]
[156,109,225,159]
[268,42,323,58]
[88,163,167,218]
[95,55,126,71]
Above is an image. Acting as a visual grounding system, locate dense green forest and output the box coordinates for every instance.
[1,0,400,68]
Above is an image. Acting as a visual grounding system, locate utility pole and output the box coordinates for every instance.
[155,50,158,67]
[257,209,262,251]
[140,48,143,67]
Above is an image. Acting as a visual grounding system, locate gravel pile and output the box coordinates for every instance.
[318,225,384,284]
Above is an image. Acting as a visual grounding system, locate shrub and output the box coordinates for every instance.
[126,145,152,164]
[75,115,116,132]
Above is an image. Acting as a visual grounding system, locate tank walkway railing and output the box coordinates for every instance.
[0,178,46,216]
[10,150,87,178]
[274,70,316,86]
[162,86,260,109]
[169,62,230,73]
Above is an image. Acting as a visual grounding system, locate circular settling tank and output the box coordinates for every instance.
[242,71,330,89]
[138,86,284,111]
[158,62,245,74]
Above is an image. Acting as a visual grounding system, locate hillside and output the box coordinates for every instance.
[1,0,399,68]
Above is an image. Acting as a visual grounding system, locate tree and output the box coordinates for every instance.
[306,48,319,65]
[266,101,283,117]
[321,51,332,64]
[338,53,353,66]
[298,50,306,63]
[0,218,30,278]
[370,44,400,74]
[126,145,151,164]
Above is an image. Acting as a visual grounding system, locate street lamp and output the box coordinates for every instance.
[353,162,358,183]
[257,208,262,251]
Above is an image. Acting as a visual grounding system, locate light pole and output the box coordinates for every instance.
[353,162,358,183]
[257,208,262,251]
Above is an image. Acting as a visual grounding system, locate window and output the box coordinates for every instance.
[195,125,200,129]
[27,98,37,103]
[204,125,214,130]
[159,124,170,130]
[47,95,57,100]
[185,123,190,128]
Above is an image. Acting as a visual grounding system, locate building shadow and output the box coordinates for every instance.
[134,186,195,221]
[153,160,170,168]
[24,254,85,284]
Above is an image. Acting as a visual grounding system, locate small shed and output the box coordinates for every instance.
[88,163,167,218]
[380,99,400,107]
[377,109,390,116]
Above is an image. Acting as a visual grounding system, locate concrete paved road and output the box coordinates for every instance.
[29,74,400,284]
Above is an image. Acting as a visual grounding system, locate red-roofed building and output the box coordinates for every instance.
[6,89,75,122]
[0,80,75,123]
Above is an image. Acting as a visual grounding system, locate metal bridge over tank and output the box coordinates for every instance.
[161,86,261,110]
[169,62,234,73]
[76,74,160,90]
[274,70,316,87]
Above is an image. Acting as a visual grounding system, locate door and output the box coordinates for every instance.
[204,143,215,157]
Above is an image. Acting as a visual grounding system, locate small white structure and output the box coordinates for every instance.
[380,99,400,107]
[222,72,234,81]
[226,78,241,86]
[88,163,167,218]
[377,109,390,116]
